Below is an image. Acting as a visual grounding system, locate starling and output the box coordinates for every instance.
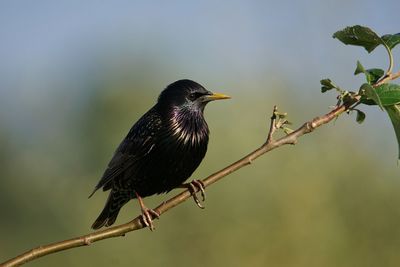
[90,79,230,230]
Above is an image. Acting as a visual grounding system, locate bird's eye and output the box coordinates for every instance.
[188,93,197,101]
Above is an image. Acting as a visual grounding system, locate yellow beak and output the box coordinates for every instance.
[205,92,231,101]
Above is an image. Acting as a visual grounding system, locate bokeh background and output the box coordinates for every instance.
[1,1,400,266]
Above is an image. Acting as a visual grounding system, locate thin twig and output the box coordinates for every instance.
[266,105,278,144]
[375,70,400,87]
[0,103,349,267]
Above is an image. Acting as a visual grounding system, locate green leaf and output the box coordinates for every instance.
[375,83,400,106]
[359,83,383,110]
[384,104,400,159]
[283,127,294,135]
[354,61,384,84]
[359,97,377,106]
[354,60,366,75]
[333,25,383,53]
[366,69,385,84]
[355,110,366,124]
[382,33,400,50]
[320,78,337,93]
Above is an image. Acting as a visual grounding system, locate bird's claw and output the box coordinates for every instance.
[140,208,160,231]
[185,179,206,209]
[135,191,160,231]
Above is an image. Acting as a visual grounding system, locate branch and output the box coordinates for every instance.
[1,102,351,267]
[375,70,400,87]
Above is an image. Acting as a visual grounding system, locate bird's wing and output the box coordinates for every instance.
[89,108,162,197]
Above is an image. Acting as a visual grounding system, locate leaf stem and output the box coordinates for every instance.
[383,42,394,75]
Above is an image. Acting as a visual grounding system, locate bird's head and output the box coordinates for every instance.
[157,79,230,113]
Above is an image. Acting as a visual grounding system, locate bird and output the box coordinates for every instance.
[90,79,230,230]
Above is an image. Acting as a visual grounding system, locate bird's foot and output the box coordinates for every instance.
[140,207,160,231]
[182,179,206,209]
[135,191,160,231]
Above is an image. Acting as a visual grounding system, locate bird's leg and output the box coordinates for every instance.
[135,191,160,231]
[180,179,206,209]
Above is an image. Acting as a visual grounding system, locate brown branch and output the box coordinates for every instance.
[375,70,400,87]
[0,103,350,267]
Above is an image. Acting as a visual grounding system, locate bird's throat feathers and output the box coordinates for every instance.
[167,106,209,146]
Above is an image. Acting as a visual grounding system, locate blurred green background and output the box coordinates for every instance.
[1,1,400,266]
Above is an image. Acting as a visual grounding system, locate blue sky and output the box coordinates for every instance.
[0,0,399,135]
[1,1,398,87]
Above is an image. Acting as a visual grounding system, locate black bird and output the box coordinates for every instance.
[90,79,230,230]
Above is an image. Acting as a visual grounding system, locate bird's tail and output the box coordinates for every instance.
[91,190,130,230]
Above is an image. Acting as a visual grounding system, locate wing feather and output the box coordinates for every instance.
[89,107,162,197]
